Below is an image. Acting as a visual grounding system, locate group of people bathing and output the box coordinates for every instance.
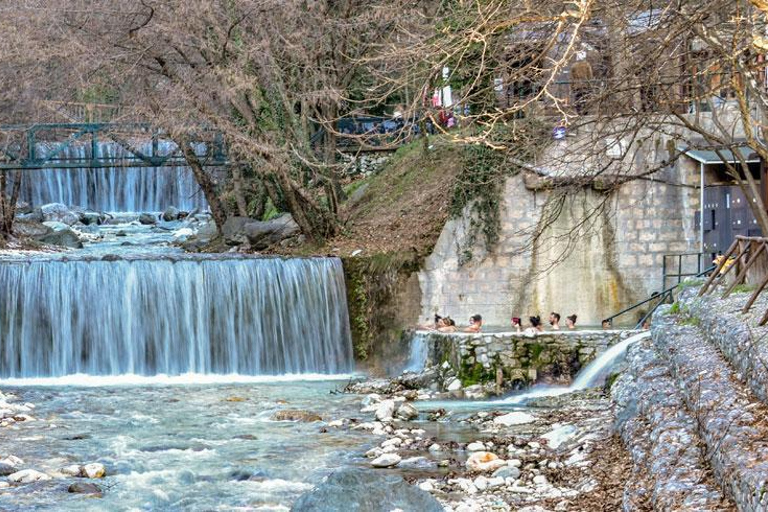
[420,312,580,335]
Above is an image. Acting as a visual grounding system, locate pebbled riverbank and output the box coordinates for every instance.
[338,376,630,512]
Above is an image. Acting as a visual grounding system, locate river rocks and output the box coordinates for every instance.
[445,377,463,392]
[291,468,442,512]
[68,482,102,496]
[8,469,51,483]
[40,203,78,225]
[0,462,16,476]
[244,214,300,250]
[12,219,53,239]
[494,412,536,426]
[59,465,83,477]
[162,206,181,222]
[271,410,322,422]
[79,211,103,226]
[39,228,84,248]
[492,465,521,480]
[138,213,157,225]
[395,402,418,421]
[374,400,396,422]
[82,463,106,478]
[371,453,401,468]
[466,452,506,472]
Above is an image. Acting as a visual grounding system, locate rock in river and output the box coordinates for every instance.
[271,410,322,422]
[39,228,83,249]
[0,462,16,476]
[466,452,507,472]
[370,453,401,468]
[82,463,106,478]
[68,482,102,496]
[291,468,442,512]
[395,402,418,421]
[8,469,52,483]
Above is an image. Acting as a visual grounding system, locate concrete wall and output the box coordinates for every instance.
[419,132,702,327]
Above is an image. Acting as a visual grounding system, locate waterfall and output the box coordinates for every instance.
[0,257,353,377]
[18,140,207,212]
[403,333,429,372]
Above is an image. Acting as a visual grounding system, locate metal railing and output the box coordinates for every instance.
[662,252,710,290]
[605,262,716,329]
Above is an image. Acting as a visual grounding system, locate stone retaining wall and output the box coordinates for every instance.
[411,329,637,387]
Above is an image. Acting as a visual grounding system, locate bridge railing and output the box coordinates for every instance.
[0,123,227,170]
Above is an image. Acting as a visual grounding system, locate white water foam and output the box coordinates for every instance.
[0,373,357,387]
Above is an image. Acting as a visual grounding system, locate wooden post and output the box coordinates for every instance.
[743,268,768,313]
[699,238,739,295]
[723,241,766,298]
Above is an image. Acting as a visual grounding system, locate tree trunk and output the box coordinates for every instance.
[0,171,20,235]
[231,165,249,217]
[177,138,228,231]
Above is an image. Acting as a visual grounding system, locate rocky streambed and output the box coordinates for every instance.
[337,375,630,512]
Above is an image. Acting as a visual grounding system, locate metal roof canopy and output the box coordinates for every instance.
[679,145,761,165]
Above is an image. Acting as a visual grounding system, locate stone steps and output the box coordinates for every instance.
[649,307,768,511]
[613,337,731,511]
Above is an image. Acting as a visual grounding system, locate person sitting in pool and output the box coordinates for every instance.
[523,315,543,336]
[602,318,612,330]
[566,314,577,330]
[464,314,483,332]
[549,312,561,330]
[418,314,443,331]
[511,317,523,332]
[438,317,458,333]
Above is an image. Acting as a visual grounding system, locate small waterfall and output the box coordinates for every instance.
[403,333,429,372]
[18,140,207,212]
[0,257,353,377]
[502,331,650,403]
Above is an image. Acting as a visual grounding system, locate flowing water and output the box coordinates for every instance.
[17,141,207,212]
[0,257,352,378]
[0,380,368,512]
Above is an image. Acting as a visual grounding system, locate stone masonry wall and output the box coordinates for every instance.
[412,329,636,387]
[419,131,701,327]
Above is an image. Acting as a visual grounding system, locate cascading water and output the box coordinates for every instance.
[403,332,430,372]
[18,140,207,212]
[0,256,353,378]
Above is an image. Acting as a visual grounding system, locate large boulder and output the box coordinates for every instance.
[39,228,83,249]
[39,203,78,226]
[12,219,53,239]
[244,214,300,249]
[162,206,181,222]
[291,469,443,512]
[222,214,300,248]
[138,213,157,225]
[8,469,51,483]
[79,211,103,226]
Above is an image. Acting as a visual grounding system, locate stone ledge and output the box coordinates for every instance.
[408,329,638,387]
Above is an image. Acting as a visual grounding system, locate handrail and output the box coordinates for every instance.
[605,264,716,327]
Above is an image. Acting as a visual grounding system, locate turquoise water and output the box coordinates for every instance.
[0,379,370,511]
